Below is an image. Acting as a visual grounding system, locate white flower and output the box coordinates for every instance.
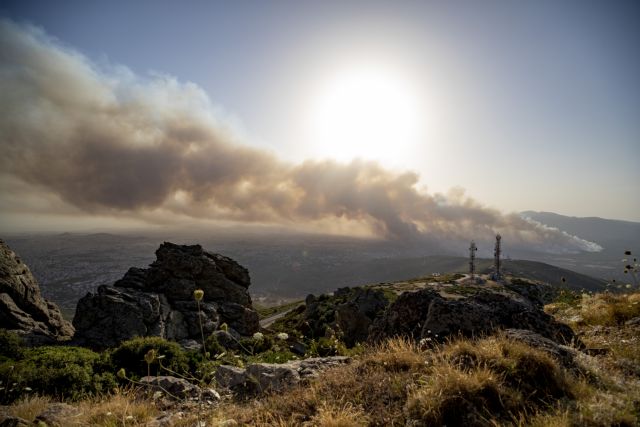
[253,332,264,340]
[276,332,289,340]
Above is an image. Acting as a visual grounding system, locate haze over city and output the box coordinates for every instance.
[1,1,638,251]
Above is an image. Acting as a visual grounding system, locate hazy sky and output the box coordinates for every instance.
[0,1,638,240]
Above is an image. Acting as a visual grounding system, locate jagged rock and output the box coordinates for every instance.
[245,363,301,393]
[503,329,579,372]
[73,242,259,349]
[138,376,220,401]
[0,240,73,345]
[35,403,80,427]
[304,287,389,346]
[0,416,30,427]
[215,356,351,394]
[370,289,578,346]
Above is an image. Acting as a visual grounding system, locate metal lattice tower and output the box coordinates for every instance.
[493,234,502,280]
[469,241,477,277]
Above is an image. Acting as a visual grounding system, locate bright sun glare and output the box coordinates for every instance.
[306,64,424,164]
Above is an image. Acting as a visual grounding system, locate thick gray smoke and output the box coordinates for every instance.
[0,20,602,253]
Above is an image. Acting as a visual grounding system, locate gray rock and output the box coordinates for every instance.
[0,416,30,427]
[215,365,247,390]
[0,240,73,345]
[35,403,80,427]
[138,376,219,401]
[303,286,389,346]
[625,316,640,327]
[73,242,259,348]
[245,363,300,393]
[370,289,579,346]
[215,356,351,395]
[503,329,579,372]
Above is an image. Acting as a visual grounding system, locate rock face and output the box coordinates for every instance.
[303,287,389,346]
[73,242,259,349]
[215,356,351,395]
[369,288,578,345]
[0,240,74,344]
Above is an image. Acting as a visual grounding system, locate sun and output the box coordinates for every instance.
[305,64,424,164]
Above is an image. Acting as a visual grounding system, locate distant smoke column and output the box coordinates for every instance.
[469,241,477,278]
[493,234,502,280]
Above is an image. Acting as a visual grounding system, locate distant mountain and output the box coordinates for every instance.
[521,211,640,250]
[518,211,639,284]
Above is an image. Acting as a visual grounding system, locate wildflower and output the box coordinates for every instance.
[193,289,204,302]
[276,332,289,340]
[117,368,126,379]
[144,349,156,365]
[253,332,264,340]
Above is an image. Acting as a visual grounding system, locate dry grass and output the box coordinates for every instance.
[75,391,159,426]
[579,292,640,326]
[4,292,639,426]
[4,395,51,421]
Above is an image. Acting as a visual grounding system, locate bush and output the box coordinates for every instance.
[308,336,348,357]
[0,346,115,403]
[0,329,23,361]
[110,337,188,379]
[238,335,275,355]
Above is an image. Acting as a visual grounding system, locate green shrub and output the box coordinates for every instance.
[204,334,226,356]
[238,335,275,355]
[110,337,188,379]
[0,329,23,361]
[308,337,348,357]
[0,346,116,403]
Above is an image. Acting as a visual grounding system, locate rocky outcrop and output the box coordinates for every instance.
[369,289,578,346]
[215,356,351,395]
[503,329,580,372]
[303,287,389,346]
[138,376,221,401]
[73,242,259,349]
[0,240,74,345]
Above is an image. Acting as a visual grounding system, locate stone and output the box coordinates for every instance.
[0,240,73,345]
[215,356,351,395]
[138,376,219,401]
[245,363,300,393]
[0,416,30,427]
[35,403,80,427]
[73,242,259,348]
[303,286,390,346]
[625,317,640,327]
[503,329,579,372]
[214,365,247,390]
[370,288,579,346]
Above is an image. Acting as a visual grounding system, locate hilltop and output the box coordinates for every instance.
[1,241,638,426]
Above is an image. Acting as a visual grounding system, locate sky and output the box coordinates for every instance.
[0,1,638,247]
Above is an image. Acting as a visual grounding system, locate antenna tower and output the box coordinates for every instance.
[469,241,477,278]
[493,234,502,280]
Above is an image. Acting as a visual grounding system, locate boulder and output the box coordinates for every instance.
[370,289,578,346]
[503,329,579,372]
[215,356,351,395]
[303,287,389,346]
[73,242,259,349]
[0,240,73,345]
[138,376,220,401]
[35,403,81,427]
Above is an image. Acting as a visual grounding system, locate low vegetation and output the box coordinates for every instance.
[2,288,639,426]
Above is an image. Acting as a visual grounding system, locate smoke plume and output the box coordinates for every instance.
[0,20,601,253]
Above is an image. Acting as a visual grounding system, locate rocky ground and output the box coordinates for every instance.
[1,241,639,426]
